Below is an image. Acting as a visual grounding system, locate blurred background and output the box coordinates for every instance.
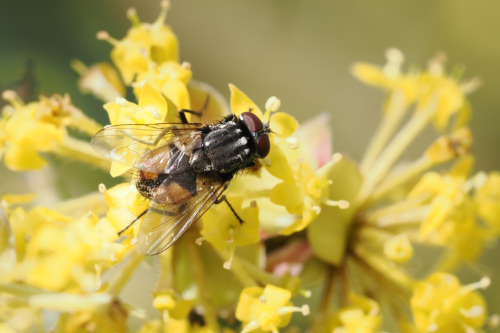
[1,0,499,329]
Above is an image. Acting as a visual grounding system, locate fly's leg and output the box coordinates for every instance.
[117,208,148,236]
[215,195,244,224]
[178,95,210,124]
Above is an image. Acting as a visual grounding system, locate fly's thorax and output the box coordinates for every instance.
[199,119,255,174]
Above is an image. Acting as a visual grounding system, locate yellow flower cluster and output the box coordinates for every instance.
[0,3,498,333]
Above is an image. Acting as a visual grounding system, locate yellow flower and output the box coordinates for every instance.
[411,273,488,333]
[328,293,382,333]
[133,60,193,110]
[98,2,178,84]
[235,284,309,333]
[200,196,259,269]
[152,289,194,319]
[64,299,128,333]
[351,48,419,105]
[0,92,65,170]
[71,60,126,103]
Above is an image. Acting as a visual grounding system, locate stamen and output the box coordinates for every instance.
[98,183,106,193]
[250,200,257,209]
[265,96,281,112]
[181,61,191,70]
[2,90,24,109]
[195,237,203,246]
[241,320,260,333]
[488,314,500,328]
[70,59,88,76]
[312,206,321,214]
[321,197,350,209]
[223,244,236,270]
[315,180,332,189]
[96,31,119,45]
[299,289,312,298]
[460,77,482,95]
[116,97,129,107]
[126,7,141,27]
[259,295,267,304]
[286,137,299,149]
[383,48,404,78]
[460,276,491,294]
[154,0,170,27]
[332,153,343,163]
[276,304,310,316]
[130,237,138,246]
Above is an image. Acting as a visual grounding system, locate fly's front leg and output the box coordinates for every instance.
[215,195,244,224]
[178,95,210,123]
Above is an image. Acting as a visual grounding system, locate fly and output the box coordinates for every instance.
[91,107,271,255]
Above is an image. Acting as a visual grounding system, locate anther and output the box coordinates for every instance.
[160,0,170,10]
[332,153,343,163]
[98,183,106,193]
[195,237,203,246]
[250,200,258,209]
[130,238,138,246]
[116,97,129,107]
[181,61,191,70]
[126,8,141,27]
[265,96,281,112]
[286,137,299,149]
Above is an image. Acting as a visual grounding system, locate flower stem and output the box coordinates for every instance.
[311,265,336,333]
[71,115,104,137]
[106,250,143,297]
[352,243,415,290]
[367,156,434,205]
[211,246,258,288]
[185,229,221,333]
[155,249,174,292]
[360,90,407,173]
[357,95,438,205]
[52,136,111,171]
[237,256,281,286]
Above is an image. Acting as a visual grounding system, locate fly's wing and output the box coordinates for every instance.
[137,173,230,255]
[91,123,203,171]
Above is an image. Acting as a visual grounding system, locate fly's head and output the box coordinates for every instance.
[239,112,271,159]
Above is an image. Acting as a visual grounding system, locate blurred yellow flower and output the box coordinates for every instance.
[235,284,309,333]
[98,2,178,84]
[411,273,488,333]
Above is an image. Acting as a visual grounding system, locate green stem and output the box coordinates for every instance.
[211,246,258,288]
[310,265,336,333]
[186,229,220,333]
[352,243,415,290]
[237,256,281,286]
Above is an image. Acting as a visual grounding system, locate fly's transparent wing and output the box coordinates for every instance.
[91,123,203,168]
[137,173,230,255]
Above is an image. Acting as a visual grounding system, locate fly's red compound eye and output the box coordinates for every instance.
[257,134,270,158]
[241,112,263,133]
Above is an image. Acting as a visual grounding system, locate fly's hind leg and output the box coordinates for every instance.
[215,195,244,224]
[178,95,210,124]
